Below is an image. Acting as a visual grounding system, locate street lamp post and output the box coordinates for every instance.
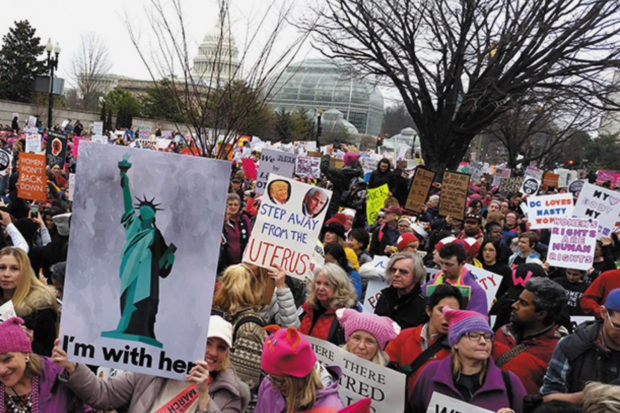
[316,109,323,148]
[45,38,61,130]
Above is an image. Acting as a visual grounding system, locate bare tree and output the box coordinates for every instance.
[125,0,312,158]
[485,90,601,168]
[71,32,112,111]
[302,0,620,172]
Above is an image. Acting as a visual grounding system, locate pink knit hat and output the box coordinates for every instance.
[344,152,360,167]
[261,326,317,377]
[337,309,400,349]
[443,307,492,347]
[0,317,32,354]
[303,398,372,413]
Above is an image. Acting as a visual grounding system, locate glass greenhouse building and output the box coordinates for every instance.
[267,59,384,136]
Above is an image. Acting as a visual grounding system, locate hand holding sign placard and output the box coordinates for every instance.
[243,175,332,280]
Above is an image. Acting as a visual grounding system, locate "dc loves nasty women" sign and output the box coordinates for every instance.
[525,193,574,229]
[243,175,332,280]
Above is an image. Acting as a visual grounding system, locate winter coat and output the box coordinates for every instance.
[260,286,300,328]
[320,155,363,216]
[385,323,452,396]
[368,223,399,257]
[299,302,347,345]
[580,269,620,317]
[408,356,526,413]
[493,323,566,395]
[254,365,344,413]
[368,169,394,190]
[374,284,428,329]
[61,361,242,413]
[0,357,90,413]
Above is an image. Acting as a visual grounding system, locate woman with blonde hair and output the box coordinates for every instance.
[254,326,344,413]
[298,263,358,345]
[0,246,57,355]
[212,263,268,411]
[583,381,620,413]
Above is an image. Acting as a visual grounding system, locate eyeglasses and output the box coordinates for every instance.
[389,267,410,275]
[607,312,620,330]
[269,375,285,387]
[465,332,494,342]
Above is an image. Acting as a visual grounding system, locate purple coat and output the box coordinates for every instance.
[0,356,90,413]
[254,366,344,413]
[408,356,525,413]
[422,270,488,316]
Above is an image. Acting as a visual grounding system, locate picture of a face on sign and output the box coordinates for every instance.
[268,179,291,205]
[302,187,329,219]
[521,178,540,195]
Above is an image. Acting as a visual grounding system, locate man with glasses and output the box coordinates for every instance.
[422,242,488,315]
[541,287,620,404]
[493,277,568,394]
[374,252,429,329]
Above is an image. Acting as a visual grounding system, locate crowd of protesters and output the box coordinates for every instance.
[0,116,618,413]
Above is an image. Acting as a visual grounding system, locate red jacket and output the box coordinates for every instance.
[492,323,565,395]
[580,269,620,317]
[385,324,451,397]
[298,302,344,345]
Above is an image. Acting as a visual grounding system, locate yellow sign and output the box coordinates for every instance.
[366,184,390,225]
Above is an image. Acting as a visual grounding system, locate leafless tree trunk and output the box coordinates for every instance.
[302,0,620,172]
[71,32,112,111]
[126,0,312,159]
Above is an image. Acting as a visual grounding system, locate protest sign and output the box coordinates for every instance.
[17,153,46,201]
[542,172,559,190]
[329,157,345,169]
[243,175,332,280]
[26,133,41,153]
[465,265,503,311]
[366,184,389,225]
[92,135,107,144]
[469,162,483,182]
[255,148,296,194]
[572,182,620,238]
[72,137,89,158]
[425,392,493,413]
[67,173,75,201]
[0,149,10,173]
[525,165,544,180]
[0,301,16,323]
[498,176,524,194]
[556,168,570,188]
[46,132,68,167]
[597,169,617,185]
[59,142,230,379]
[295,155,321,179]
[438,171,470,220]
[93,121,103,136]
[526,194,574,229]
[495,167,511,179]
[405,167,435,213]
[362,278,389,313]
[360,155,380,175]
[307,336,406,411]
[241,158,257,180]
[520,176,541,196]
[568,179,586,198]
[546,218,597,270]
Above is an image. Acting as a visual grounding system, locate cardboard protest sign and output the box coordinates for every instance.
[425,392,493,413]
[329,157,345,169]
[307,336,406,411]
[241,158,257,180]
[17,153,46,201]
[520,176,541,196]
[59,142,230,379]
[498,176,524,194]
[465,265,503,311]
[46,132,68,167]
[26,133,41,153]
[572,182,620,238]
[546,218,597,270]
[243,175,332,280]
[255,148,296,194]
[405,167,435,213]
[526,194,574,229]
[366,184,389,225]
[542,172,559,190]
[295,155,321,179]
[438,171,470,220]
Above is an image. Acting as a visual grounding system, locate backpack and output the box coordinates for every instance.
[340,177,367,209]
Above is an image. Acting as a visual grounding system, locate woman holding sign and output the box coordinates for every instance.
[408,308,525,413]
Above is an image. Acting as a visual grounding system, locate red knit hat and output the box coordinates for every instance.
[455,237,481,259]
[0,317,32,354]
[434,235,456,251]
[396,233,419,252]
[329,213,348,227]
[261,327,317,377]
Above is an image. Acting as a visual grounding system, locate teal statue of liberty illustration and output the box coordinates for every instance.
[102,154,176,348]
